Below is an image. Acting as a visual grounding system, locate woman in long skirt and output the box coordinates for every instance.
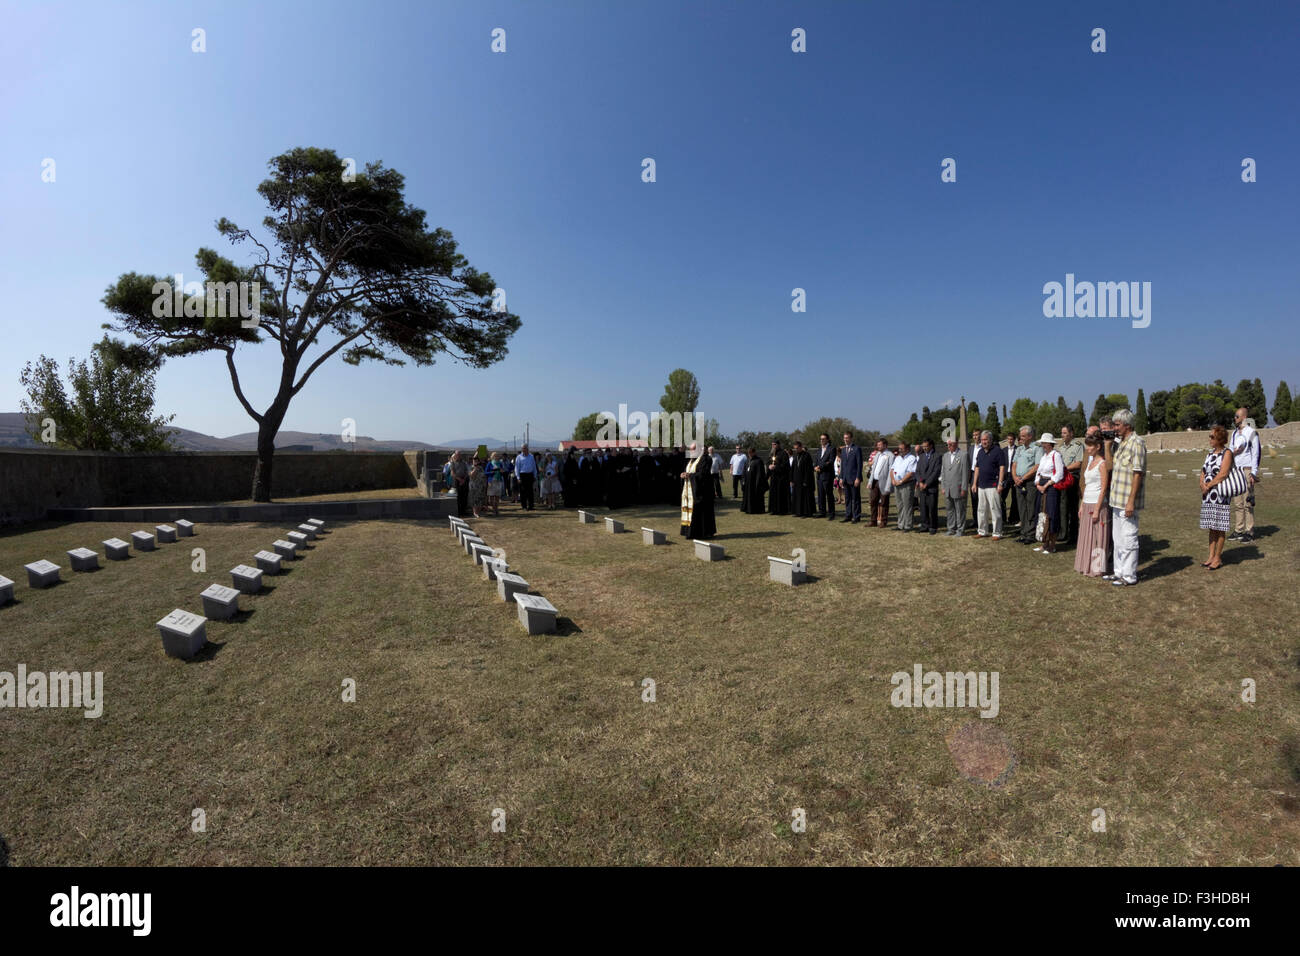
[1074,434,1110,576]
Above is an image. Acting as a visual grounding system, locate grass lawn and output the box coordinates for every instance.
[1,450,1297,865]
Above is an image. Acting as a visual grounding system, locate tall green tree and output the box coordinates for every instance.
[1147,390,1170,432]
[101,147,520,500]
[983,402,1001,437]
[1135,389,1147,433]
[1090,393,1131,424]
[1071,401,1087,435]
[1231,378,1268,425]
[659,368,701,416]
[1271,381,1292,426]
[19,335,175,451]
[795,416,867,447]
[572,412,602,441]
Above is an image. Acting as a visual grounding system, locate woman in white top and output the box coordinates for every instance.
[833,450,843,505]
[1073,433,1111,576]
[543,454,560,509]
[1032,433,1065,553]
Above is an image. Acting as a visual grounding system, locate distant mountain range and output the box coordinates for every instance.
[0,413,446,452]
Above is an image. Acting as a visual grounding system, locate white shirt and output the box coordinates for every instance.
[729,453,747,475]
[1230,424,1259,474]
[1083,455,1103,504]
[891,453,917,482]
[1036,449,1064,485]
[711,452,725,473]
[871,451,893,482]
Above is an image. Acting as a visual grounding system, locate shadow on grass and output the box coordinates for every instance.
[1141,554,1196,580]
[1222,546,1266,566]
[227,608,258,624]
[190,640,228,662]
[715,530,791,540]
[555,617,583,636]
[1250,524,1281,539]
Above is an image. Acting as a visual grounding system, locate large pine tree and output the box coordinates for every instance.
[1271,380,1292,426]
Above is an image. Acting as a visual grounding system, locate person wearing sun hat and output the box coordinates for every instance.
[1032,433,1065,554]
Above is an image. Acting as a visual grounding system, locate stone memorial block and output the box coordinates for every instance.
[254,550,283,575]
[605,517,624,534]
[297,523,318,539]
[306,518,325,529]
[768,556,806,586]
[450,516,468,533]
[0,574,13,605]
[131,530,156,552]
[156,524,178,543]
[157,608,207,660]
[470,542,494,565]
[482,558,509,582]
[496,572,528,604]
[103,538,130,560]
[694,540,724,562]
[25,560,61,588]
[175,519,195,537]
[578,510,597,524]
[67,547,100,572]
[201,583,240,620]
[230,564,263,594]
[287,531,310,548]
[514,593,558,635]
[272,539,299,559]
[462,534,484,555]
[641,527,666,545]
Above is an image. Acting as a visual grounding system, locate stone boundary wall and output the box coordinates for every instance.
[1141,421,1298,452]
[0,448,447,526]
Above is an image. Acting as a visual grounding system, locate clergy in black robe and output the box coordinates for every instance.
[679,444,716,538]
[562,451,579,508]
[741,448,768,513]
[790,441,816,517]
[767,443,791,515]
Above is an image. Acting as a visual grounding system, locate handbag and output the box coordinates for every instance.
[1216,464,1248,500]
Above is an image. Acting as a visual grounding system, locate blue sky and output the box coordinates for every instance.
[2,0,1296,444]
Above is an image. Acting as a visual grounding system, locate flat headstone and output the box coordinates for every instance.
[768,556,806,586]
[272,539,299,559]
[514,593,558,635]
[156,524,178,543]
[605,517,624,534]
[0,574,13,605]
[641,527,666,545]
[131,530,155,551]
[287,531,310,547]
[200,583,240,620]
[496,572,528,604]
[449,516,468,533]
[306,518,324,528]
[578,510,598,524]
[156,608,207,660]
[254,550,283,575]
[230,564,263,594]
[25,560,60,588]
[482,558,509,582]
[694,540,724,562]
[103,538,130,560]
[175,519,195,537]
[296,524,318,539]
[67,547,99,572]
[454,524,472,543]
[462,534,484,555]
[470,542,494,565]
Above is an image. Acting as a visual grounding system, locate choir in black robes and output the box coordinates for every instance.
[741,451,768,513]
[767,446,791,515]
[790,446,816,517]
[562,453,579,508]
[680,453,716,538]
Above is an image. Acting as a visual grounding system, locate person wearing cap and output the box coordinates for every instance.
[1032,433,1065,554]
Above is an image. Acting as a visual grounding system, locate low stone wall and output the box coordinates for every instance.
[1142,421,1298,452]
[0,448,436,526]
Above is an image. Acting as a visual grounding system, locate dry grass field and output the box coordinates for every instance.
[1,450,1297,865]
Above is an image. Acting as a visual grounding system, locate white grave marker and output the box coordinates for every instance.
[25,560,60,588]
[200,583,240,620]
[514,593,558,635]
[103,538,130,560]
[156,524,178,543]
[254,550,283,575]
[157,608,207,660]
[67,547,100,572]
[229,564,263,594]
[131,530,155,552]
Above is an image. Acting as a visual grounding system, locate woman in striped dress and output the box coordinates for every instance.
[1199,425,1235,570]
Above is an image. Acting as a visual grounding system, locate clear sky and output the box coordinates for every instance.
[2,0,1296,444]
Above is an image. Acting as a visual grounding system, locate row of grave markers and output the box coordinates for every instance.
[156,520,328,660]
[0,520,200,606]
[449,516,559,634]
[575,509,808,586]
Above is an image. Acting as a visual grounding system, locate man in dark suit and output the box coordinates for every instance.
[814,433,837,519]
[839,431,863,523]
[915,437,942,534]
